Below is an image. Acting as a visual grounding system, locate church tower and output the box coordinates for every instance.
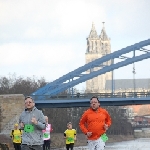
[85,23,111,93]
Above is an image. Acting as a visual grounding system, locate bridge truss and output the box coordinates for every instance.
[31,39,150,100]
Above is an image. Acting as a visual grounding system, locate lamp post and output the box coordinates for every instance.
[132,63,136,97]
[111,59,114,97]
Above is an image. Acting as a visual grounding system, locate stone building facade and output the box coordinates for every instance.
[0,94,24,134]
[85,23,112,93]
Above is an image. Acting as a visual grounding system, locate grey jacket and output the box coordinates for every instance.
[19,106,46,145]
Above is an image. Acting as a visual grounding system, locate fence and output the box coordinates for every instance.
[32,92,150,100]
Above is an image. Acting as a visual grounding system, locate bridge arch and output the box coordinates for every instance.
[32,39,150,97]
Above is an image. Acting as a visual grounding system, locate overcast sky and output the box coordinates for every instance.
[0,0,150,90]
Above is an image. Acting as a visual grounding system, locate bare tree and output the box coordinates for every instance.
[0,106,2,132]
[0,74,47,96]
[105,106,133,135]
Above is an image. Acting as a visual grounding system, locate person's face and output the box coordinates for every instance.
[25,98,35,109]
[67,124,72,129]
[45,117,48,123]
[90,98,100,110]
[14,125,18,129]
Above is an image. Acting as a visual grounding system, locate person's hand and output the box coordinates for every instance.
[104,124,108,130]
[31,117,38,125]
[74,137,76,141]
[86,132,92,137]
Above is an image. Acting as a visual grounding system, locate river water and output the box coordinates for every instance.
[74,138,150,150]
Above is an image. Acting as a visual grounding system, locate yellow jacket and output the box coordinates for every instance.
[10,129,23,143]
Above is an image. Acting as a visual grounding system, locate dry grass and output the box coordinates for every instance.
[50,133,87,148]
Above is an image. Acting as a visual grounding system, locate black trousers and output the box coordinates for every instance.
[66,143,74,150]
[13,143,21,150]
[43,140,51,150]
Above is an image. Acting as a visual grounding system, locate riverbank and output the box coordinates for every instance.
[0,133,135,149]
[51,138,150,150]
[50,133,135,148]
[107,135,135,143]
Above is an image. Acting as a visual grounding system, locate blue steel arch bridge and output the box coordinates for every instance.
[31,39,150,108]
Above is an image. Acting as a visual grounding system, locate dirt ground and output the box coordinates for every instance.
[0,133,135,149]
[0,134,13,149]
[50,133,134,148]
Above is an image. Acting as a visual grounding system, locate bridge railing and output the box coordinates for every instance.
[132,124,150,128]
[32,91,150,100]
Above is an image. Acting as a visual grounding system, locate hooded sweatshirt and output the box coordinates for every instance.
[19,107,46,145]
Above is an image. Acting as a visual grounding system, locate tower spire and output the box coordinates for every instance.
[100,22,108,41]
[102,22,105,28]
[88,22,98,38]
[92,22,95,30]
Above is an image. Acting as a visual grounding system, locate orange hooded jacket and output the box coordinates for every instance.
[79,107,111,140]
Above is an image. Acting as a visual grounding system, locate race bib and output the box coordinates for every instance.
[101,133,108,142]
[24,124,34,133]
[67,137,74,142]
[14,135,21,140]
[43,133,50,138]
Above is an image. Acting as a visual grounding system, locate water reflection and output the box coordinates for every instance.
[105,138,150,150]
[75,138,150,150]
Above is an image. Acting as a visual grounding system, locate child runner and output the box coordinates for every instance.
[43,116,53,150]
[10,123,22,150]
[64,122,76,150]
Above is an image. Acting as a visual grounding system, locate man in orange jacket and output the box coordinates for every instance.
[79,96,112,150]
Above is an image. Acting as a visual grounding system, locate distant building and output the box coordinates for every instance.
[85,23,150,93]
[134,115,150,125]
[106,78,150,93]
[85,23,111,92]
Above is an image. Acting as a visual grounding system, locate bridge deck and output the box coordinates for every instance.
[35,97,150,108]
